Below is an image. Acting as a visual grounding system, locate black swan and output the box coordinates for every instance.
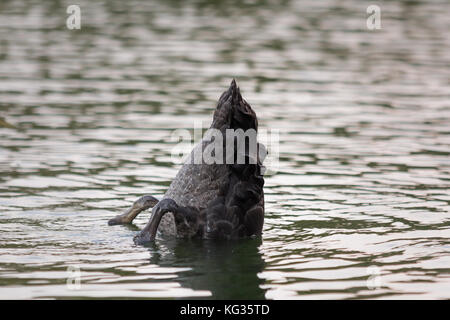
[108,80,266,244]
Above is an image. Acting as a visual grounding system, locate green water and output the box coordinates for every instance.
[0,0,449,299]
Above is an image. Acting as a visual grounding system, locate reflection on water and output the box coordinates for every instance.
[0,0,449,299]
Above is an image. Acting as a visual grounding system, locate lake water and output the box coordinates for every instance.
[0,0,449,299]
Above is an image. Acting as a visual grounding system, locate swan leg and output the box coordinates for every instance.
[133,198,179,244]
[108,195,159,225]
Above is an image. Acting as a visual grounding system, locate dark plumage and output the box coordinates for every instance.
[108,80,265,244]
